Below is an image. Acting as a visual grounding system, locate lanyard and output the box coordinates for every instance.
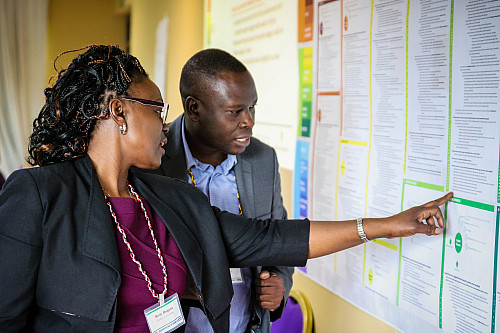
[187,167,243,216]
[105,183,168,301]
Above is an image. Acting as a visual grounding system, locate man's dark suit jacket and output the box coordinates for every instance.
[0,155,309,332]
[147,115,294,332]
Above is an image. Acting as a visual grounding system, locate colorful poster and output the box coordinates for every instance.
[298,0,314,42]
[294,139,310,220]
[287,0,500,332]
[298,47,314,137]
[207,2,500,329]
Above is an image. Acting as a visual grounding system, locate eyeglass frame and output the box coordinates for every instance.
[119,97,169,124]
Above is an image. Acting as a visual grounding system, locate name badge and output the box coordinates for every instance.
[230,268,244,284]
[144,293,185,333]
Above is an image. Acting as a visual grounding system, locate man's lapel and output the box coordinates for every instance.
[161,116,189,180]
[235,154,255,217]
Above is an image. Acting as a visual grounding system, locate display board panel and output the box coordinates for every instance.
[206,1,500,332]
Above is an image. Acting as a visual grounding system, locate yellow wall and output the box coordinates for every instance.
[46,0,128,81]
[46,1,399,332]
[128,0,203,120]
[46,0,202,118]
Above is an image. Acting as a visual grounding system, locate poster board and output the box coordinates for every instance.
[206,1,500,332]
[297,1,500,332]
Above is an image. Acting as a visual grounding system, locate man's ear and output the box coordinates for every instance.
[108,98,127,128]
[184,96,200,122]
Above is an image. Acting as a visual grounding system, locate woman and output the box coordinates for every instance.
[0,45,452,332]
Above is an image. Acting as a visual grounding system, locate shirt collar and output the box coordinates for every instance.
[181,116,237,175]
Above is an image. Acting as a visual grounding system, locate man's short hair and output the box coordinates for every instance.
[179,49,248,103]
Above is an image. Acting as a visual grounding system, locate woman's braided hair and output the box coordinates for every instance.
[28,45,147,166]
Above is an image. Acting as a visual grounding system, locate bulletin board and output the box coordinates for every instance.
[206,1,500,332]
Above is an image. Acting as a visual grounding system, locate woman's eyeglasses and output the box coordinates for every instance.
[120,97,169,124]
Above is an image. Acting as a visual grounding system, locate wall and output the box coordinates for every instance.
[46,0,128,81]
[46,0,202,120]
[128,0,203,120]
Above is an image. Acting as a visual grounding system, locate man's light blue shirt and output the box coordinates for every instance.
[182,119,252,333]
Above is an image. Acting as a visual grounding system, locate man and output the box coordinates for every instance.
[155,49,293,332]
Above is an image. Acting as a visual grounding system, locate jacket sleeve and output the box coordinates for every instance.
[0,170,43,332]
[213,207,309,268]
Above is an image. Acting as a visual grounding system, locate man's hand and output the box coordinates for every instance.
[254,270,285,312]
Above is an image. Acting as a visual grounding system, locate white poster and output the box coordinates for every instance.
[206,0,299,169]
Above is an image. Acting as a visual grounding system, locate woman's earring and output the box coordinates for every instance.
[119,123,127,135]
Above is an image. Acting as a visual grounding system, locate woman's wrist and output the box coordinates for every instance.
[362,217,392,241]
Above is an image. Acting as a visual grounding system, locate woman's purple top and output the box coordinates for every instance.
[108,197,187,332]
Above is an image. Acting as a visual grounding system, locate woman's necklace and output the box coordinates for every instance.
[102,186,134,199]
[102,188,113,198]
[105,182,168,301]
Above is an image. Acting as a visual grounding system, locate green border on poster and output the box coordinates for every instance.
[397,178,445,306]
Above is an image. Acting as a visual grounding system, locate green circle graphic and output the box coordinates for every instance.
[455,233,462,253]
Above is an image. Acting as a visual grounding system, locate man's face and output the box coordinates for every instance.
[194,70,258,158]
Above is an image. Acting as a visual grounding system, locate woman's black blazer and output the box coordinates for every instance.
[0,155,309,332]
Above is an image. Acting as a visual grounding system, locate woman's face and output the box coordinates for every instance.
[121,77,168,170]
